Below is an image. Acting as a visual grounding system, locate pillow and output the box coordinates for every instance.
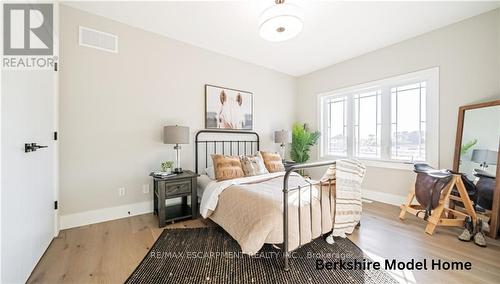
[204,166,216,180]
[321,165,336,182]
[260,151,285,173]
[211,154,245,181]
[240,152,269,177]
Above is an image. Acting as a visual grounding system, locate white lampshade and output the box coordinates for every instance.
[259,1,304,42]
[471,149,498,165]
[163,125,189,145]
[274,130,290,144]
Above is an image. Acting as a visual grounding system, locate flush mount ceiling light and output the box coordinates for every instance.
[259,0,304,42]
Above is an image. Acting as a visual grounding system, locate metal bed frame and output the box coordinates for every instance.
[195,130,336,271]
[195,129,260,173]
[282,161,336,271]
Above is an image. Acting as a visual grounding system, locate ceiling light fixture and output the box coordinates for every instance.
[259,0,304,42]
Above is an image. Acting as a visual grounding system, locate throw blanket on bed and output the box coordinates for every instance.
[328,159,366,238]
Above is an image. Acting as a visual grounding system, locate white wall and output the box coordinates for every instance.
[59,5,296,218]
[60,6,500,224]
[296,9,500,198]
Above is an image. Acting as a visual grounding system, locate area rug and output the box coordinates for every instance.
[126,227,397,284]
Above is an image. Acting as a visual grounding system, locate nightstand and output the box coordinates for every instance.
[152,170,199,227]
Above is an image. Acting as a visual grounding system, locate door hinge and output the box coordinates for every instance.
[54,131,58,141]
[54,201,58,210]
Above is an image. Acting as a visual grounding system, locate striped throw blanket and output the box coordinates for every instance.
[322,159,366,240]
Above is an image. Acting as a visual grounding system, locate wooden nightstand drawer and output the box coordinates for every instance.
[153,170,199,227]
[165,180,191,196]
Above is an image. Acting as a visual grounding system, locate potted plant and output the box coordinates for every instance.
[461,139,477,155]
[460,139,477,165]
[161,161,174,174]
[290,123,320,175]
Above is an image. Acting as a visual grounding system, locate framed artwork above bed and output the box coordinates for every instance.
[205,84,253,130]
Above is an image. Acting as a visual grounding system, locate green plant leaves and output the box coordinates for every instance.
[460,139,477,155]
[161,161,174,171]
[290,123,320,163]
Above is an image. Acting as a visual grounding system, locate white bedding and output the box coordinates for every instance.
[199,171,335,254]
[197,175,215,199]
[199,172,289,218]
[197,161,365,254]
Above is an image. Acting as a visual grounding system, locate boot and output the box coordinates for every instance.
[473,219,487,247]
[458,216,474,241]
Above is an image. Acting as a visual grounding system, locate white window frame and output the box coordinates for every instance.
[317,67,439,170]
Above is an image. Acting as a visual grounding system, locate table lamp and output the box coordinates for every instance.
[274,130,290,162]
[471,149,498,170]
[163,125,190,173]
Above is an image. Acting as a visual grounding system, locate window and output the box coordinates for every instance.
[391,82,426,162]
[354,90,381,158]
[325,96,347,156]
[319,68,439,169]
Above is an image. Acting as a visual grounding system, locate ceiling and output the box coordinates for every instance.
[63,1,500,77]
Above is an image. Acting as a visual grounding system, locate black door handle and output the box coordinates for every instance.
[25,143,48,153]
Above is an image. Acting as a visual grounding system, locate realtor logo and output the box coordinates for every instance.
[4,3,53,55]
[2,3,57,69]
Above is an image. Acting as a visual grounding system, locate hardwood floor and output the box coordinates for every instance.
[351,201,500,283]
[28,201,500,284]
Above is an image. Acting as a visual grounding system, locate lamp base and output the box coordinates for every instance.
[280,144,286,162]
[174,168,183,174]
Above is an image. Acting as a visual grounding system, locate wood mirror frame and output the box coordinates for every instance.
[453,99,500,239]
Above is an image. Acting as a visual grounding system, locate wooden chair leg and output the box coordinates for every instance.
[448,199,456,219]
[399,186,415,220]
[455,176,477,223]
[425,178,456,235]
[400,175,474,235]
[425,222,437,235]
[425,204,445,235]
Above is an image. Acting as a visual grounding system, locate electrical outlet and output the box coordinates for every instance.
[118,187,125,196]
[142,184,150,194]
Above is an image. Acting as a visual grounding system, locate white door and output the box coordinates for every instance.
[1,68,57,283]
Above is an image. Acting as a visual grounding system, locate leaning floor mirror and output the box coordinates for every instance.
[453,99,500,239]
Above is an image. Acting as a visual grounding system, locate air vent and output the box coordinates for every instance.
[79,26,118,53]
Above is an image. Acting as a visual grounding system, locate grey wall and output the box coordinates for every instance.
[59,5,296,215]
[296,9,500,198]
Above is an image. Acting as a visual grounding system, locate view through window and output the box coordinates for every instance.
[319,68,438,166]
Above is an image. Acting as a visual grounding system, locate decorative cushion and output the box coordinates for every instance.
[211,154,245,181]
[240,152,269,177]
[260,151,285,173]
[321,165,336,181]
[204,166,216,180]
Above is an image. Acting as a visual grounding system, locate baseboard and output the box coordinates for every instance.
[59,190,404,230]
[362,189,406,206]
[59,201,153,230]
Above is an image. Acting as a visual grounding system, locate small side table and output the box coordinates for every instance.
[152,170,199,227]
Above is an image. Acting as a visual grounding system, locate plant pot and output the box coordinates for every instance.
[162,168,172,175]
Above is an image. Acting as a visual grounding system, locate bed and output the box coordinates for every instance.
[195,130,357,271]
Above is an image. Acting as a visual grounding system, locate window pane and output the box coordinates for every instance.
[326,97,347,156]
[354,90,381,158]
[391,82,426,161]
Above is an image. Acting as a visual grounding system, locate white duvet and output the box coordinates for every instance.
[199,172,290,218]
[198,171,335,254]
